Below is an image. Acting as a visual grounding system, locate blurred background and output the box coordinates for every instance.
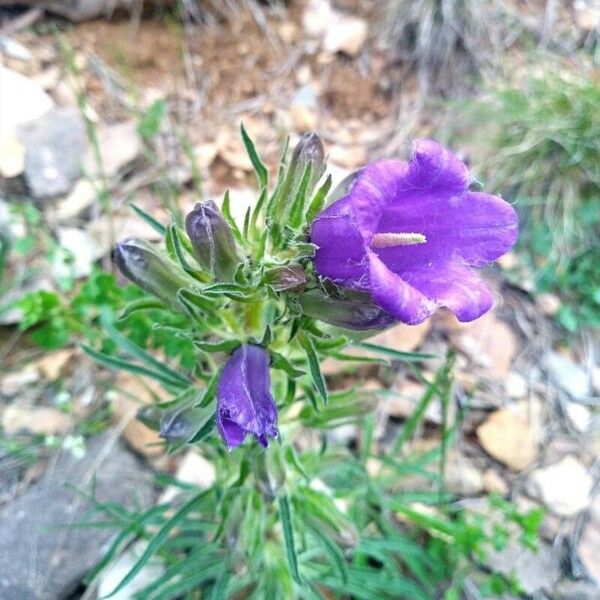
[0,1,599,599]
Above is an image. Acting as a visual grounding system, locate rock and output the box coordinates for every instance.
[97,542,165,600]
[0,130,26,178]
[554,578,600,600]
[528,456,592,517]
[385,381,445,425]
[83,121,141,179]
[1,367,39,397]
[485,541,561,595]
[575,2,600,30]
[482,468,509,495]
[328,144,368,169]
[476,402,539,471]
[447,311,517,379]
[54,179,97,222]
[34,348,75,381]
[110,373,168,457]
[217,129,253,171]
[159,451,216,503]
[323,12,368,56]
[536,292,562,316]
[52,227,103,280]
[0,36,33,62]
[579,495,600,584]
[504,372,528,399]
[2,405,74,436]
[544,352,591,400]
[290,85,318,131]
[302,0,334,37]
[565,402,592,432]
[444,450,484,496]
[0,66,53,135]
[192,143,219,169]
[19,107,87,198]
[0,431,156,600]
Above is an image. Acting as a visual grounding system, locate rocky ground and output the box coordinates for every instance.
[1,1,599,599]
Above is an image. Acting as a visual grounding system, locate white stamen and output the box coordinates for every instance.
[371,232,427,248]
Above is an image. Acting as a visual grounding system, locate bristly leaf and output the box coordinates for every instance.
[130,202,166,236]
[101,490,213,598]
[270,351,305,378]
[298,331,328,406]
[289,163,313,229]
[117,297,166,320]
[221,190,245,246]
[251,187,268,234]
[357,342,435,363]
[194,339,240,354]
[306,174,332,224]
[241,123,268,190]
[278,494,303,585]
[81,344,188,390]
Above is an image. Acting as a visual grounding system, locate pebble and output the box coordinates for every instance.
[528,456,593,517]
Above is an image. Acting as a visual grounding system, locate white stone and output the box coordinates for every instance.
[565,402,592,432]
[53,227,102,280]
[323,12,369,56]
[528,456,593,517]
[159,451,216,504]
[544,352,590,400]
[504,372,528,399]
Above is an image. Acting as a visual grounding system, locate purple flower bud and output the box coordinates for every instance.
[290,131,325,187]
[185,201,240,281]
[217,344,278,450]
[114,237,192,307]
[264,264,306,293]
[299,289,396,331]
[311,139,519,325]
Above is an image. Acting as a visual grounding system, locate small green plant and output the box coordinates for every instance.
[453,62,600,329]
[70,128,529,598]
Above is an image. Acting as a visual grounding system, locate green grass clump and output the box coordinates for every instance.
[454,63,600,330]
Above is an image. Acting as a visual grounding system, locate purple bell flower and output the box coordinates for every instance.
[217,344,278,449]
[310,139,518,325]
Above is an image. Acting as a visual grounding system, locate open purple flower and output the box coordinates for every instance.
[311,139,518,324]
[217,344,278,449]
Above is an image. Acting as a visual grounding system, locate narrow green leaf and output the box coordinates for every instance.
[241,123,268,189]
[278,494,302,585]
[357,342,435,362]
[221,190,245,245]
[81,345,187,390]
[298,332,328,405]
[305,174,332,224]
[194,339,240,353]
[289,163,312,229]
[117,297,165,320]
[129,202,166,235]
[101,490,212,598]
[101,314,190,386]
[270,351,305,378]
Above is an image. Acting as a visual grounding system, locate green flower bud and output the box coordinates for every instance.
[185,201,240,281]
[299,289,396,331]
[159,403,211,443]
[113,237,192,307]
[274,131,325,221]
[264,264,306,293]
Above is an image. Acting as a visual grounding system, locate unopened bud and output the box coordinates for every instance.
[299,289,396,331]
[275,132,326,220]
[264,264,306,293]
[159,403,210,443]
[114,237,192,307]
[185,201,240,281]
[290,131,325,187]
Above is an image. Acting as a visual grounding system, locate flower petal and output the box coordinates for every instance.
[216,344,278,449]
[397,261,494,322]
[311,212,368,285]
[376,190,518,269]
[345,159,409,240]
[367,251,436,324]
[404,139,469,192]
